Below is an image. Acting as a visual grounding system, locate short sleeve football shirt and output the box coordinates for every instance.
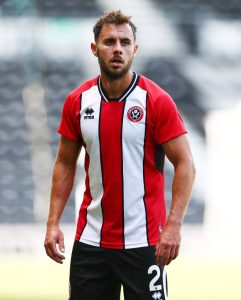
[58,73,187,249]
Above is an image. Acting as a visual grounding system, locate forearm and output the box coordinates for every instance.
[45,136,81,263]
[156,135,195,266]
[167,159,195,227]
[47,159,77,226]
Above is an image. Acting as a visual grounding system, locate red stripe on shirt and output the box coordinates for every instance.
[99,101,125,249]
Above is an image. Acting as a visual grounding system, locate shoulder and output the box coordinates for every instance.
[61,77,98,115]
[67,76,98,102]
[137,74,175,107]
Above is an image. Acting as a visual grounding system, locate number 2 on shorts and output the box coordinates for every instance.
[148,265,162,292]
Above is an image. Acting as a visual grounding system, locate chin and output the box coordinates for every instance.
[106,68,129,79]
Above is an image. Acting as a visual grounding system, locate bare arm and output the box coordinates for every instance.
[155,134,196,266]
[44,135,81,263]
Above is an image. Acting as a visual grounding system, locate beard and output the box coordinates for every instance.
[97,55,134,80]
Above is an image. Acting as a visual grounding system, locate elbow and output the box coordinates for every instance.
[190,157,196,180]
[177,155,196,180]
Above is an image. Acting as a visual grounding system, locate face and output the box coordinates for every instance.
[91,23,138,80]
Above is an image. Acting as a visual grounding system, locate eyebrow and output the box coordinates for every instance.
[103,37,132,42]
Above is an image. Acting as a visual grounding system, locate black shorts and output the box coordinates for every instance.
[69,241,168,300]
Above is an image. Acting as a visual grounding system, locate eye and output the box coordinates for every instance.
[104,39,114,45]
[121,39,131,46]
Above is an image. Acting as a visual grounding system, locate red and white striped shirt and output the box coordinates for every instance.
[58,73,187,249]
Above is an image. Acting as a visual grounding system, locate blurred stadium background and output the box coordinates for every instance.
[0,0,241,299]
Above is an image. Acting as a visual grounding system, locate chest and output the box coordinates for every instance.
[80,88,148,149]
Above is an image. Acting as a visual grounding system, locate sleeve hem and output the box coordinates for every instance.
[57,128,79,142]
[160,131,188,145]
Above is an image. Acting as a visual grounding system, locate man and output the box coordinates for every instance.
[44,10,195,300]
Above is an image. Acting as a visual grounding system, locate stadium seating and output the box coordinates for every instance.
[143,58,205,136]
[0,59,34,222]
[151,0,241,55]
[38,0,102,17]
[43,59,84,156]
[1,0,240,225]
[152,0,241,16]
[0,57,85,223]
[142,57,205,223]
[0,0,102,17]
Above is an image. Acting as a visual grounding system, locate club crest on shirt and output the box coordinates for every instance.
[127,106,144,122]
[84,107,94,119]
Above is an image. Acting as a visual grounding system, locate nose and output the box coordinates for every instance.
[114,40,122,54]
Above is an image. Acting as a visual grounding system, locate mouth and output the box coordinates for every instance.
[110,57,124,67]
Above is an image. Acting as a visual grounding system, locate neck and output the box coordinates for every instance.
[100,71,133,99]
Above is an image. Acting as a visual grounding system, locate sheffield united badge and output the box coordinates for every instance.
[127,106,144,122]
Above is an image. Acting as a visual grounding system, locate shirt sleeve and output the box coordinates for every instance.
[57,92,81,142]
[154,92,187,145]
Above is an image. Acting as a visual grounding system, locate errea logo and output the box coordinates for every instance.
[84,107,94,120]
[152,292,162,300]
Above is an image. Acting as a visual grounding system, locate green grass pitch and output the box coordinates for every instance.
[1,255,241,300]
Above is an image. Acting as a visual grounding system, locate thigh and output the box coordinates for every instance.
[109,247,168,300]
[69,241,121,300]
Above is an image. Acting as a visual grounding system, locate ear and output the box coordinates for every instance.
[134,44,139,55]
[91,42,98,57]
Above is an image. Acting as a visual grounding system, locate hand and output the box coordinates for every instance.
[155,223,181,266]
[44,225,65,264]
